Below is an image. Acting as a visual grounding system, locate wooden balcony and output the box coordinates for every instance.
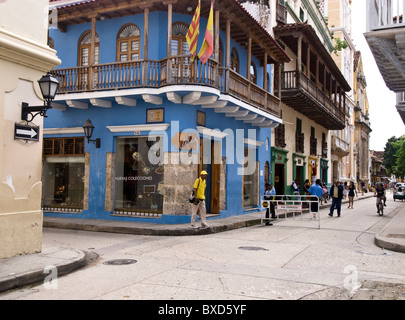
[277,71,346,130]
[51,56,281,118]
[331,135,350,158]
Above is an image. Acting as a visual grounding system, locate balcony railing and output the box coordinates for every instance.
[367,0,405,31]
[331,135,350,157]
[278,70,346,129]
[51,56,281,118]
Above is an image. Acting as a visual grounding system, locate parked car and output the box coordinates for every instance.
[394,183,405,201]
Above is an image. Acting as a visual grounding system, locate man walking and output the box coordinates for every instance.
[190,170,209,228]
[329,180,344,217]
[309,179,323,213]
[264,182,276,225]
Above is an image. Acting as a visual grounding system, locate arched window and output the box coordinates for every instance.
[78,31,99,66]
[171,22,189,55]
[117,24,141,62]
[231,47,239,73]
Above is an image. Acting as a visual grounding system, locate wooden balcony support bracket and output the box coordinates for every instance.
[143,94,163,105]
[90,98,112,108]
[115,97,137,107]
[166,92,182,104]
[201,100,228,109]
[66,100,88,110]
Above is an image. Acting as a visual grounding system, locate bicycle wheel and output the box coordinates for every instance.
[378,202,384,216]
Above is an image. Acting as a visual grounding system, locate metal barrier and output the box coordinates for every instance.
[260,195,320,229]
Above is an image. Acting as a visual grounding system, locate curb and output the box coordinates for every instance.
[0,248,87,293]
[43,195,375,236]
[374,205,405,253]
[374,234,405,253]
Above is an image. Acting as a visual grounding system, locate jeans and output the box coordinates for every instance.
[329,197,342,216]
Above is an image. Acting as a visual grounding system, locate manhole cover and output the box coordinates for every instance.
[103,259,137,265]
[238,246,269,251]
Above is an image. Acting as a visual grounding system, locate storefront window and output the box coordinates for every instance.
[242,147,258,208]
[42,137,85,212]
[114,136,164,215]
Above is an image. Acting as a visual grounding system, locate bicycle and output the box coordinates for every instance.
[376,196,384,216]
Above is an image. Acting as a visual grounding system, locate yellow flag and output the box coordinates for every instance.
[198,0,214,64]
[186,0,201,62]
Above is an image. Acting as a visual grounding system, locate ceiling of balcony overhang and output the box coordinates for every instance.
[365,29,405,93]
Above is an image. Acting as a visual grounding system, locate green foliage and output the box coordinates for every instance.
[332,38,348,55]
[384,135,405,179]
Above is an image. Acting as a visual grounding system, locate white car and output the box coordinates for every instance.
[394,183,405,201]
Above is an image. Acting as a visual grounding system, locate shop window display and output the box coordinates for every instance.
[42,137,85,212]
[114,136,164,216]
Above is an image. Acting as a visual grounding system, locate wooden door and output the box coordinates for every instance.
[199,137,221,214]
[210,140,221,214]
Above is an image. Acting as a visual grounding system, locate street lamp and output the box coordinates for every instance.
[21,72,59,123]
[83,119,101,148]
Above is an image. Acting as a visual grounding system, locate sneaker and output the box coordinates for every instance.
[201,223,209,228]
[190,225,198,229]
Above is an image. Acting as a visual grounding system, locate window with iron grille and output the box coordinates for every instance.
[43,137,85,156]
[274,124,286,148]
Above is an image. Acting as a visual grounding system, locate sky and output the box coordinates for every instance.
[351,0,404,151]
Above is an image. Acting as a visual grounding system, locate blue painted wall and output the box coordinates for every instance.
[46,10,274,223]
[50,10,270,90]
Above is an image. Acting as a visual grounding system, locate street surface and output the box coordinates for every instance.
[1,194,404,300]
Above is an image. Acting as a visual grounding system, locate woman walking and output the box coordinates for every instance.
[348,181,357,209]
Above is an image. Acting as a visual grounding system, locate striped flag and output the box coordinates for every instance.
[186,0,201,62]
[198,0,214,64]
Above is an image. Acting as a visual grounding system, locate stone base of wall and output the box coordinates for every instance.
[162,152,198,216]
[0,211,43,259]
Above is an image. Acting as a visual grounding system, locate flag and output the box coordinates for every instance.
[198,0,214,64]
[186,0,201,62]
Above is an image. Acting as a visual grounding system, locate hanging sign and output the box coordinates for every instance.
[14,123,39,141]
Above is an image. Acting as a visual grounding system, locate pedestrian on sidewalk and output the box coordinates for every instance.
[264,182,276,225]
[348,181,357,209]
[292,179,300,196]
[329,180,344,217]
[190,171,209,229]
[322,182,328,204]
[309,179,323,213]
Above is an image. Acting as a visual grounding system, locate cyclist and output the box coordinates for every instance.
[374,183,386,214]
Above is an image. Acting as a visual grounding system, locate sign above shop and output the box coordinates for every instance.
[14,123,39,141]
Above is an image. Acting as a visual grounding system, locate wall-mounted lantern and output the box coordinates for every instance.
[21,72,59,123]
[83,119,101,148]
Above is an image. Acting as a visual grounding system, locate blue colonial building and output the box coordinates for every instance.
[43,0,290,223]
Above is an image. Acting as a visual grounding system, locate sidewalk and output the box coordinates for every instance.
[1,194,404,294]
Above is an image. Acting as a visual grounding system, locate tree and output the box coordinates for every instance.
[383,136,399,175]
[384,135,405,179]
[392,136,405,179]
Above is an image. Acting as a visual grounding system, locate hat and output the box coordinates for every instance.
[200,170,208,175]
